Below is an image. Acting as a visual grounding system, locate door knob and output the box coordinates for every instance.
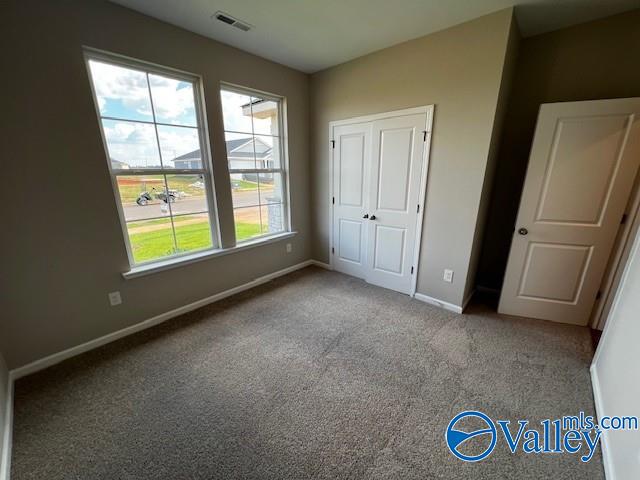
[363,214,369,219]
[518,227,528,235]
[370,215,377,220]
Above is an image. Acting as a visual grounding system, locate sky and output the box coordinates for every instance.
[88,60,277,169]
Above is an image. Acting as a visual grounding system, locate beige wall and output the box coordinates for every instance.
[477,9,640,291]
[0,0,310,368]
[310,9,515,306]
[462,17,520,302]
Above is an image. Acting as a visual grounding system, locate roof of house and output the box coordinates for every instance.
[110,157,129,167]
[173,137,272,162]
[172,150,202,161]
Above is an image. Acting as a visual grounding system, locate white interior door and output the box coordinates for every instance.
[332,122,372,279]
[365,114,427,294]
[499,98,640,325]
[331,108,431,295]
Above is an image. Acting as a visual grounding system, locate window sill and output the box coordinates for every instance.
[122,231,297,280]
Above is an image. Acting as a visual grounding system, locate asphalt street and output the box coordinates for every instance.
[122,189,271,221]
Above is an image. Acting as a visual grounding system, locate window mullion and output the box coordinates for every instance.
[145,73,178,254]
[100,115,201,131]
[145,72,165,169]
[162,173,179,254]
[228,169,282,174]
[249,96,266,234]
[112,169,208,176]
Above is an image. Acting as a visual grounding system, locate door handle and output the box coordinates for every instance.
[518,227,528,235]
[370,215,377,220]
[363,214,369,219]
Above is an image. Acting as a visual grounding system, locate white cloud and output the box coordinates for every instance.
[89,60,197,125]
[157,125,200,162]
[148,75,196,126]
[103,120,160,167]
[89,60,152,119]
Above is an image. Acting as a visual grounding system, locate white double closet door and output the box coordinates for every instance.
[331,108,432,294]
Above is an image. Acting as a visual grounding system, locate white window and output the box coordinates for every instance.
[220,86,290,242]
[85,51,218,266]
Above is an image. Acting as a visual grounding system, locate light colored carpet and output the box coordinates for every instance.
[11,266,603,479]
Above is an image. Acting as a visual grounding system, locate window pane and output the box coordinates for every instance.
[165,174,209,216]
[116,175,168,222]
[231,173,259,208]
[234,206,262,242]
[148,74,197,127]
[250,96,279,136]
[102,119,162,169]
[157,125,201,169]
[88,55,219,265]
[259,172,284,205]
[127,217,176,263]
[225,132,256,170]
[88,60,153,122]
[220,89,253,134]
[261,204,284,235]
[174,213,212,254]
[253,135,279,169]
[220,86,287,244]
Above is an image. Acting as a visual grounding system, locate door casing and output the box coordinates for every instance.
[590,165,640,330]
[329,105,434,296]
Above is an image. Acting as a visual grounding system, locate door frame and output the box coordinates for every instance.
[328,105,435,296]
[591,170,640,329]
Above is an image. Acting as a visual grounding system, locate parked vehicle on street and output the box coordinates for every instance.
[136,187,177,206]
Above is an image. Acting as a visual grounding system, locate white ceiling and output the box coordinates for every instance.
[111,0,640,73]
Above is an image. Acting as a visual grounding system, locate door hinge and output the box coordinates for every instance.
[596,290,602,300]
[331,247,335,254]
[621,213,628,225]
[411,266,414,274]
[422,130,427,142]
[332,196,335,204]
[416,204,420,213]
[331,140,335,149]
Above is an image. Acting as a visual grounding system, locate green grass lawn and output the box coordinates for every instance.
[127,215,198,229]
[235,222,262,241]
[129,220,262,263]
[232,179,259,191]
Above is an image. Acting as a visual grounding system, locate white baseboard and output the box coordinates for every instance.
[1,375,13,480]
[414,293,464,314]
[462,289,475,312]
[590,365,614,480]
[10,260,315,381]
[309,259,332,270]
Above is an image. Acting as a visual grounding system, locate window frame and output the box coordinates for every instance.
[84,48,221,268]
[220,82,292,244]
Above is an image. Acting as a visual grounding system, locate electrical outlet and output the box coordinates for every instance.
[286,243,292,253]
[108,291,122,306]
[443,269,454,283]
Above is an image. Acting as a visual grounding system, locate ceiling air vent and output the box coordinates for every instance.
[213,11,252,32]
